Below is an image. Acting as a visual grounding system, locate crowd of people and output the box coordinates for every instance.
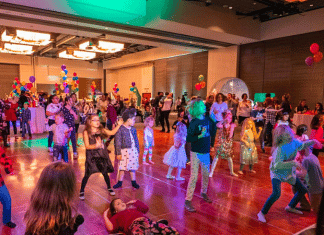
[0,89,324,234]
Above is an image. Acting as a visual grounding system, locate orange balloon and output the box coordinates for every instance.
[314,52,323,63]
[200,81,206,88]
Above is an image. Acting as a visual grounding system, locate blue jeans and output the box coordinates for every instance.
[0,185,11,224]
[53,144,68,162]
[70,128,77,153]
[21,121,31,137]
[48,119,55,148]
[261,178,307,214]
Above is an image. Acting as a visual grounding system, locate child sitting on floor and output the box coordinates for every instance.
[103,198,179,235]
[163,122,187,181]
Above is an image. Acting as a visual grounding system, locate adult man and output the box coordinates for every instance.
[153,92,163,127]
[113,94,124,116]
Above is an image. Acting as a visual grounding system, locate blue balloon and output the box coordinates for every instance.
[116,88,119,92]
[64,69,68,75]
[53,89,56,94]
[63,76,67,80]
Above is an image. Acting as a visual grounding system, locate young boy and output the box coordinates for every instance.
[297,147,324,213]
[184,98,216,212]
[21,102,32,139]
[49,113,73,162]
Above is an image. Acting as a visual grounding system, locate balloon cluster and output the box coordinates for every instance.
[10,76,36,97]
[195,75,206,91]
[91,81,96,97]
[305,43,323,67]
[129,82,141,107]
[113,83,119,93]
[129,82,137,92]
[58,64,79,94]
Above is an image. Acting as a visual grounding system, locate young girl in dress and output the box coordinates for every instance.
[309,114,324,157]
[163,122,187,181]
[103,198,179,235]
[143,116,154,165]
[113,109,140,189]
[79,114,123,200]
[209,110,238,177]
[238,118,262,175]
[25,162,84,234]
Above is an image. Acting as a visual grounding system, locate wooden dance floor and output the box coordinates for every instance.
[0,127,319,235]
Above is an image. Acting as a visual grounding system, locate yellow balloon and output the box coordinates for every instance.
[30,87,37,93]
[60,71,66,77]
[21,81,26,86]
[92,81,95,85]
[60,85,64,90]
[56,91,60,95]
[93,85,96,88]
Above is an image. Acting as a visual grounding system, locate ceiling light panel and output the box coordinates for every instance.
[79,40,124,53]
[1,29,52,46]
[0,43,34,55]
[58,50,96,60]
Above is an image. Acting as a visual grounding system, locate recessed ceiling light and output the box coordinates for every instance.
[253,2,257,5]
[310,4,314,6]
[229,6,233,9]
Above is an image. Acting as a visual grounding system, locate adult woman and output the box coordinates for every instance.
[5,96,19,137]
[61,96,78,159]
[46,95,62,152]
[296,99,309,114]
[71,93,81,134]
[281,93,292,114]
[160,93,173,133]
[106,97,117,131]
[226,93,238,123]
[314,103,324,115]
[237,93,252,125]
[98,94,108,127]
[209,93,228,150]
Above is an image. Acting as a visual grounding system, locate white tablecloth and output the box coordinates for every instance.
[30,107,46,134]
[292,114,314,136]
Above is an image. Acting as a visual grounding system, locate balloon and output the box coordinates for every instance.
[93,85,96,88]
[16,80,20,84]
[92,81,95,85]
[60,85,64,90]
[130,87,134,92]
[75,88,79,92]
[115,83,118,87]
[200,81,206,88]
[30,87,37,93]
[55,83,58,87]
[62,76,67,81]
[60,71,66,77]
[63,82,67,87]
[29,76,36,83]
[65,88,69,93]
[17,84,21,88]
[15,77,19,81]
[76,80,79,84]
[73,72,77,76]
[64,69,68,75]
[53,89,56,94]
[75,77,78,80]
[21,81,25,86]
[56,91,60,95]
[133,88,137,92]
[198,75,204,82]
[131,82,135,86]
[14,82,17,86]
[314,52,323,63]
[195,83,201,91]
[27,83,33,89]
[116,88,119,92]
[55,87,59,91]
[310,43,320,54]
[12,85,16,89]
[61,64,66,70]
[305,56,314,66]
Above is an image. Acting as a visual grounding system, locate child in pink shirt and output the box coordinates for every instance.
[309,114,324,157]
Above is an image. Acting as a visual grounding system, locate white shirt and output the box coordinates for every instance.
[46,103,62,120]
[237,101,252,117]
[162,98,173,111]
[209,102,228,122]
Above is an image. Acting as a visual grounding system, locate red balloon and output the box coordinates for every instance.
[195,83,201,91]
[314,52,323,63]
[76,80,79,84]
[27,83,33,89]
[12,85,16,89]
[310,43,320,54]
[73,72,77,76]
[16,80,20,84]
[15,77,18,81]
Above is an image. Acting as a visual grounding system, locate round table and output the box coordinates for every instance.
[30,107,46,134]
[292,114,314,136]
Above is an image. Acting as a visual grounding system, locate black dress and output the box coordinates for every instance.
[85,134,114,175]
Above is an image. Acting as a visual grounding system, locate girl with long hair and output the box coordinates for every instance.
[24,162,84,235]
[79,114,123,200]
[310,114,324,157]
[257,125,319,223]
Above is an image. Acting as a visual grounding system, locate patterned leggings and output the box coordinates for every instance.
[185,152,209,201]
[143,147,153,161]
[130,217,179,235]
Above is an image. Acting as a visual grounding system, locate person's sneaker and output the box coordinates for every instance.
[157,219,168,225]
[108,188,116,196]
[201,193,212,203]
[166,175,175,179]
[230,172,238,177]
[176,177,185,181]
[131,180,140,189]
[257,211,266,223]
[113,181,123,189]
[5,221,16,228]
[238,170,243,175]
[295,207,311,212]
[79,192,85,200]
[48,147,53,153]
[184,200,196,212]
[285,206,303,214]
[250,170,256,174]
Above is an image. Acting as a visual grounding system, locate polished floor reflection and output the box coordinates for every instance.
[0,127,319,235]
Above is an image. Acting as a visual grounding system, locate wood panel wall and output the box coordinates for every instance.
[239,30,324,109]
[79,78,102,99]
[153,52,208,100]
[0,63,19,98]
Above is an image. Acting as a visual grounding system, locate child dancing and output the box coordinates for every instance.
[309,114,324,157]
[21,102,32,139]
[103,198,179,234]
[49,113,73,162]
[184,99,216,212]
[258,125,319,223]
[0,100,9,147]
[143,116,154,165]
[79,114,122,200]
[238,118,262,174]
[114,109,141,189]
[164,122,187,181]
[209,110,238,177]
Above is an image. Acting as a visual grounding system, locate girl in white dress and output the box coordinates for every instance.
[163,122,187,181]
